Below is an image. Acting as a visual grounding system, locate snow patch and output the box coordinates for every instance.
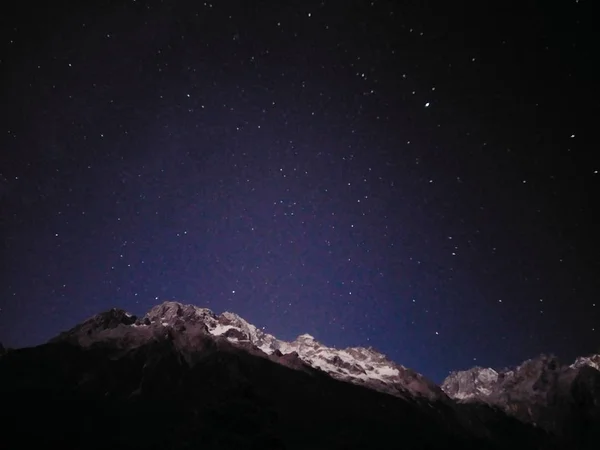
[478,368,499,384]
[477,387,493,396]
[453,391,477,400]
[258,343,274,355]
[297,333,315,340]
[210,324,235,336]
[375,366,400,377]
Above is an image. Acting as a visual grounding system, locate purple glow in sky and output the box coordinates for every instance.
[0,0,596,382]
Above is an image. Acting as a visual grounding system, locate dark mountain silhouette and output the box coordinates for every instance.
[0,301,596,449]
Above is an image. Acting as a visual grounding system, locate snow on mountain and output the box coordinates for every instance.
[442,353,600,405]
[201,304,442,400]
[442,353,600,434]
[441,367,500,400]
[264,333,444,400]
[35,300,600,444]
[570,354,600,371]
[52,300,443,401]
[442,354,566,407]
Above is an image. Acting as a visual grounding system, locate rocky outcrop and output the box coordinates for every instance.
[441,366,500,400]
[49,307,146,348]
[572,354,600,371]
[442,353,600,443]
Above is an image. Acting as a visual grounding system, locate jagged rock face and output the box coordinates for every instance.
[51,301,444,401]
[572,354,600,371]
[442,366,501,400]
[49,307,149,348]
[143,301,217,328]
[442,353,600,439]
[442,354,565,406]
[272,334,446,401]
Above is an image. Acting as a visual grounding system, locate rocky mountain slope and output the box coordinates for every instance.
[442,353,600,446]
[52,301,444,402]
[1,300,597,449]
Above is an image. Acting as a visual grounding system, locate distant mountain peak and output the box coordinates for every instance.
[296,333,315,340]
[442,351,600,434]
[143,300,215,325]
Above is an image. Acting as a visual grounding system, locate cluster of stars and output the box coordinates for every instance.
[0,0,596,383]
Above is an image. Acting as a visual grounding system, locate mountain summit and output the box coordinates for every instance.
[2,300,599,449]
[51,301,444,401]
[442,353,600,440]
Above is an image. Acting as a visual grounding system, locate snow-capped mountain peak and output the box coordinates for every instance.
[143,301,217,327]
[52,301,445,401]
[296,333,316,341]
[441,353,600,434]
[441,366,500,400]
[212,310,279,353]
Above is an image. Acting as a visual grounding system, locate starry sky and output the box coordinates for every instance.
[0,0,597,383]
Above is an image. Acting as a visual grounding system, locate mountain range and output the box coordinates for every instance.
[1,300,598,449]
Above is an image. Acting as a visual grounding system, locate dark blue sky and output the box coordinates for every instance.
[1,0,597,382]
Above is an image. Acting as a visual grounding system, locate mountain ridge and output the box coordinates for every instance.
[46,301,600,408]
[50,300,446,401]
[2,300,599,449]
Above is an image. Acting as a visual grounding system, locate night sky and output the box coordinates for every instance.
[1,0,597,383]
